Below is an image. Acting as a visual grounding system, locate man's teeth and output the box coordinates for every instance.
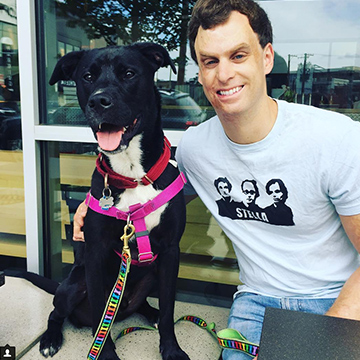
[219,86,242,96]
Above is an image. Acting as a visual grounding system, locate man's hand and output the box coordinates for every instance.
[73,200,88,242]
[326,266,360,321]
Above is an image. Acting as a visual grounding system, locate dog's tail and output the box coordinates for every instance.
[21,271,59,295]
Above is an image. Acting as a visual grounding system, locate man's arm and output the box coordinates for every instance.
[72,200,88,242]
[326,213,360,320]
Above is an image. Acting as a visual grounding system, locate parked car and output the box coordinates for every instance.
[0,115,21,150]
[0,100,21,150]
[159,89,207,129]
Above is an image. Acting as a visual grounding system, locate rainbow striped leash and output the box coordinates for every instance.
[116,314,259,358]
[87,224,134,360]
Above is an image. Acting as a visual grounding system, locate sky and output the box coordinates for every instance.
[157,0,360,81]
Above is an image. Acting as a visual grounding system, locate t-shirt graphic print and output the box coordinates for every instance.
[214,177,295,226]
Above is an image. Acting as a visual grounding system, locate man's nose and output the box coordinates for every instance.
[217,60,235,83]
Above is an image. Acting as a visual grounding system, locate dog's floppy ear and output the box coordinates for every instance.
[49,51,85,85]
[133,42,177,75]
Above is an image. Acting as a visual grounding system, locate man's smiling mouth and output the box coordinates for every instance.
[217,86,243,96]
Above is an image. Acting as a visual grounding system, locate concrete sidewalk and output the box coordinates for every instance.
[0,276,229,359]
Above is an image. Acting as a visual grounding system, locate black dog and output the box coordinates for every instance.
[40,43,189,360]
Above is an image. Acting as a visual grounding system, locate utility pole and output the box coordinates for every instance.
[301,53,313,96]
[287,54,297,86]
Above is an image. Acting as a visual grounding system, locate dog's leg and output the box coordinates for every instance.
[158,245,190,360]
[137,299,160,328]
[40,264,87,357]
[116,271,159,327]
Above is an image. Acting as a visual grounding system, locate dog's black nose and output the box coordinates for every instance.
[88,93,113,110]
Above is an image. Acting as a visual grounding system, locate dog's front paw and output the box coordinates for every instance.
[161,346,191,360]
[39,329,63,358]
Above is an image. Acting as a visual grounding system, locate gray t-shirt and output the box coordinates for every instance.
[176,100,360,298]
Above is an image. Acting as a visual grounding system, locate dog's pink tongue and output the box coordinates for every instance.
[96,130,124,151]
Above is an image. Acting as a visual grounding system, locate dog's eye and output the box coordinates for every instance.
[124,70,135,79]
[83,73,93,82]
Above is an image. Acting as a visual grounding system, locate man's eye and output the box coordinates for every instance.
[83,73,93,82]
[234,54,244,60]
[205,59,217,66]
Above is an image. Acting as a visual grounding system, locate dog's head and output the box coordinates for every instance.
[49,43,176,153]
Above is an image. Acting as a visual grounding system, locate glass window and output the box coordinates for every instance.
[0,1,25,273]
[39,0,360,299]
[43,141,96,280]
[262,1,360,119]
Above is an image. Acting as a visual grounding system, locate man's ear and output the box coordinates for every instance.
[49,50,85,85]
[263,43,274,76]
[198,70,203,85]
[133,42,177,75]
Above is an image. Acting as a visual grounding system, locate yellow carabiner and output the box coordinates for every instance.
[120,223,135,250]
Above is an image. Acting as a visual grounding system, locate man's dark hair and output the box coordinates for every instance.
[214,177,232,195]
[266,179,288,202]
[241,179,260,198]
[188,0,273,63]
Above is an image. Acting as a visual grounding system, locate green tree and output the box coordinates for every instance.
[56,0,195,84]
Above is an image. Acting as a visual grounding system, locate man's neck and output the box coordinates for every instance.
[219,97,278,145]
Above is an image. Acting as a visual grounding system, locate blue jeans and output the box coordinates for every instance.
[222,292,336,360]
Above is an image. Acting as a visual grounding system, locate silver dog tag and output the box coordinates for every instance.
[99,195,114,210]
[100,187,114,210]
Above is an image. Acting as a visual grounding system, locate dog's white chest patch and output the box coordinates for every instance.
[107,135,168,232]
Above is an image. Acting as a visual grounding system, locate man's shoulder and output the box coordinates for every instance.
[179,115,219,144]
[278,100,353,121]
[278,100,360,132]
[176,115,219,167]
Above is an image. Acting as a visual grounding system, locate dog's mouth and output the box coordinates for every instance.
[96,118,139,152]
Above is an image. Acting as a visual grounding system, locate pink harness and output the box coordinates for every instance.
[85,172,186,266]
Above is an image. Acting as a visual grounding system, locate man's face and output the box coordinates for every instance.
[218,181,230,198]
[268,182,283,203]
[194,11,274,121]
[242,182,256,205]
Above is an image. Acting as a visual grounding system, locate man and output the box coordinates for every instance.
[239,180,261,211]
[74,0,360,359]
[214,176,238,219]
[232,179,268,224]
[177,0,360,359]
[264,178,294,226]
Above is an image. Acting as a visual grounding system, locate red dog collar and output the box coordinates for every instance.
[96,137,171,189]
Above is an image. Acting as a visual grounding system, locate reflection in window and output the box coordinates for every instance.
[0,1,26,273]
[262,0,360,121]
[45,0,211,130]
[0,6,21,151]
